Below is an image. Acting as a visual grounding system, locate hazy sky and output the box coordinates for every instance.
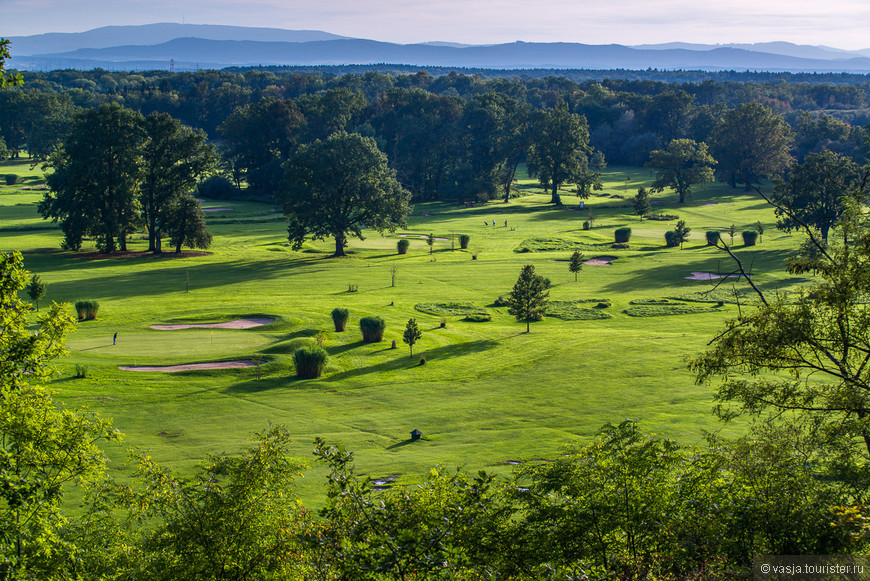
[4,0,869,49]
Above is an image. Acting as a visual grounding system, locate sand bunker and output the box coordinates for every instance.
[584,256,617,266]
[685,272,743,281]
[119,360,257,372]
[397,234,450,241]
[150,317,274,330]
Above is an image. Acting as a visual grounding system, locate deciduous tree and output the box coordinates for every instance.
[402,318,422,358]
[280,131,412,257]
[526,102,591,204]
[646,138,716,203]
[40,104,145,252]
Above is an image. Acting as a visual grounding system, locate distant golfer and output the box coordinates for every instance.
[113,332,117,346]
[505,220,508,227]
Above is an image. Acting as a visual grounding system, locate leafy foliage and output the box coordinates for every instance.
[646,138,716,203]
[281,131,412,257]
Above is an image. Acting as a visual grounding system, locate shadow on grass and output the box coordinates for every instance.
[385,437,429,451]
[321,339,500,383]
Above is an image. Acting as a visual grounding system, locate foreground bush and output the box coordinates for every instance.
[397,238,410,254]
[459,234,470,249]
[294,346,328,378]
[5,174,18,185]
[331,308,349,332]
[74,300,99,320]
[359,316,386,342]
[742,230,759,246]
[664,230,679,247]
[614,227,632,243]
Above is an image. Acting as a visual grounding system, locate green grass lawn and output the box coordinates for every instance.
[1,159,806,505]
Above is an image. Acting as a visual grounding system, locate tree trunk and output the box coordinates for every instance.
[120,231,128,251]
[333,235,347,257]
[155,231,162,253]
[550,181,560,204]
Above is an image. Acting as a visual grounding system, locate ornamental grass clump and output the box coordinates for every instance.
[397,239,410,254]
[360,316,386,343]
[705,230,721,246]
[331,308,349,332]
[294,346,328,379]
[74,300,100,321]
[742,230,759,246]
[459,234,470,249]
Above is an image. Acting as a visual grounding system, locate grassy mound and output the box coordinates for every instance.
[415,302,490,317]
[624,304,716,317]
[515,237,595,253]
[547,301,614,320]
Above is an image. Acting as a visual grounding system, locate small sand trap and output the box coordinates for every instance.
[685,271,743,281]
[202,207,233,212]
[150,317,275,330]
[584,256,617,266]
[119,360,256,372]
[397,234,450,241]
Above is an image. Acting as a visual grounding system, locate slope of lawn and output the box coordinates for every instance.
[0,160,805,504]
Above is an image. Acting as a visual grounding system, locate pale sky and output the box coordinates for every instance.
[4,0,870,50]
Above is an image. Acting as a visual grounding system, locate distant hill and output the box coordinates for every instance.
[7,24,870,73]
[7,23,349,55]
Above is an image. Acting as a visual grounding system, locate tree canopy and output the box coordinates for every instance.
[526,102,591,204]
[646,138,716,203]
[508,264,550,332]
[280,131,412,257]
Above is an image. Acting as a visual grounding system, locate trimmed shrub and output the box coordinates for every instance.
[331,308,349,332]
[347,283,358,292]
[665,231,679,247]
[74,364,89,379]
[74,300,100,321]
[397,238,410,254]
[742,230,759,246]
[705,230,721,246]
[294,346,328,379]
[645,213,680,221]
[5,174,18,186]
[459,234,470,249]
[582,221,590,230]
[614,227,632,243]
[360,316,386,343]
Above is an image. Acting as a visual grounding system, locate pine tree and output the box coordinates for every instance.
[508,265,550,333]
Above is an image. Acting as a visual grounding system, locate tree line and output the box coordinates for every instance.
[2,67,868,203]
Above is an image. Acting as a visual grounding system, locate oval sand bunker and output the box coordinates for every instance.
[119,360,257,372]
[150,317,274,330]
[584,256,617,266]
[685,272,742,281]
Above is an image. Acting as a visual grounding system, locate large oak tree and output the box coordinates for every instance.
[280,131,411,257]
[526,102,591,204]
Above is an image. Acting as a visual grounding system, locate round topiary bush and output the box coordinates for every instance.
[742,230,759,246]
[360,316,386,343]
[331,307,349,332]
[459,234,470,249]
[614,227,632,243]
[705,230,721,246]
[294,346,328,378]
[397,239,410,254]
[5,174,18,186]
[664,231,679,247]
